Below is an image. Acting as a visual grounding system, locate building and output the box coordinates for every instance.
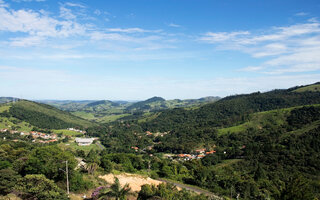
[75,138,94,146]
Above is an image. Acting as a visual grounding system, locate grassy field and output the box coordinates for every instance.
[59,139,102,154]
[0,116,34,132]
[0,105,10,113]
[71,111,96,120]
[293,84,320,92]
[96,114,131,123]
[217,104,320,135]
[52,129,84,136]
[213,159,242,170]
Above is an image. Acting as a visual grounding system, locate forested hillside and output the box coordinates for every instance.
[83,83,320,199]
[7,100,95,129]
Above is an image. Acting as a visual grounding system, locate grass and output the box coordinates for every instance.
[96,114,131,123]
[0,105,10,113]
[217,104,320,136]
[213,159,242,170]
[293,84,320,92]
[138,112,160,123]
[59,139,102,154]
[52,129,84,136]
[71,111,96,120]
[217,106,301,135]
[0,116,34,132]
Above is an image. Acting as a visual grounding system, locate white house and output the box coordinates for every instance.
[75,138,94,146]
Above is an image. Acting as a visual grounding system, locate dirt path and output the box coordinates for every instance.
[99,173,223,199]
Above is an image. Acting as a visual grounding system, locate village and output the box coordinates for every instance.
[0,128,94,145]
[130,131,219,161]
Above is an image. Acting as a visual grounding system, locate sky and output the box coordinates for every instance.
[0,0,320,100]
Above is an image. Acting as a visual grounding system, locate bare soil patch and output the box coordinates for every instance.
[99,173,162,192]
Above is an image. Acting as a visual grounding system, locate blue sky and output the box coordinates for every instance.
[1,0,320,100]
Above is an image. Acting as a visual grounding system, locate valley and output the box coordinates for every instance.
[1,83,320,200]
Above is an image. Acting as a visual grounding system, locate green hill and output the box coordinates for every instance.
[141,86,320,133]
[292,82,320,92]
[7,100,95,129]
[39,96,220,123]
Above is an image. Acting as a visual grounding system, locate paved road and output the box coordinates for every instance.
[157,178,223,200]
[96,141,105,150]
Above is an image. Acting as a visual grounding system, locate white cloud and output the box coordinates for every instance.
[12,0,46,2]
[0,5,87,47]
[295,12,308,16]
[201,20,320,75]
[64,2,86,8]
[107,27,161,33]
[94,9,101,15]
[59,6,76,20]
[200,31,250,43]
[10,35,44,47]
[168,23,181,28]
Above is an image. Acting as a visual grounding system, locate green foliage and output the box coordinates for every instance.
[23,145,77,181]
[100,153,147,173]
[0,160,12,170]
[138,183,208,200]
[0,168,21,195]
[98,177,132,200]
[15,174,68,200]
[69,171,93,192]
[100,157,113,173]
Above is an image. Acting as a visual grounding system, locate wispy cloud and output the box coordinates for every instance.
[200,20,320,74]
[168,23,181,28]
[107,27,161,33]
[12,0,46,2]
[295,12,308,16]
[0,1,173,52]
[64,2,86,8]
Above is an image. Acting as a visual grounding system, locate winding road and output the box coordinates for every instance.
[157,178,223,200]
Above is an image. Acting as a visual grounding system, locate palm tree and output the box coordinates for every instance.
[99,177,132,200]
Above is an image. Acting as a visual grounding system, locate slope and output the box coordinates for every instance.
[8,100,95,129]
[141,85,320,133]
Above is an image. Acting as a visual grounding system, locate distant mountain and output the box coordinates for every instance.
[126,96,166,111]
[126,96,220,112]
[85,100,120,108]
[0,97,19,104]
[39,96,220,123]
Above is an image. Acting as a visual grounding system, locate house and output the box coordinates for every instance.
[195,148,206,154]
[131,146,139,151]
[197,155,205,159]
[75,138,94,146]
[205,150,216,155]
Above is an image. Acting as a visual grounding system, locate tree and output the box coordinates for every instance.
[15,174,68,200]
[100,157,113,173]
[23,145,76,181]
[0,168,21,195]
[85,162,99,175]
[98,177,132,200]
